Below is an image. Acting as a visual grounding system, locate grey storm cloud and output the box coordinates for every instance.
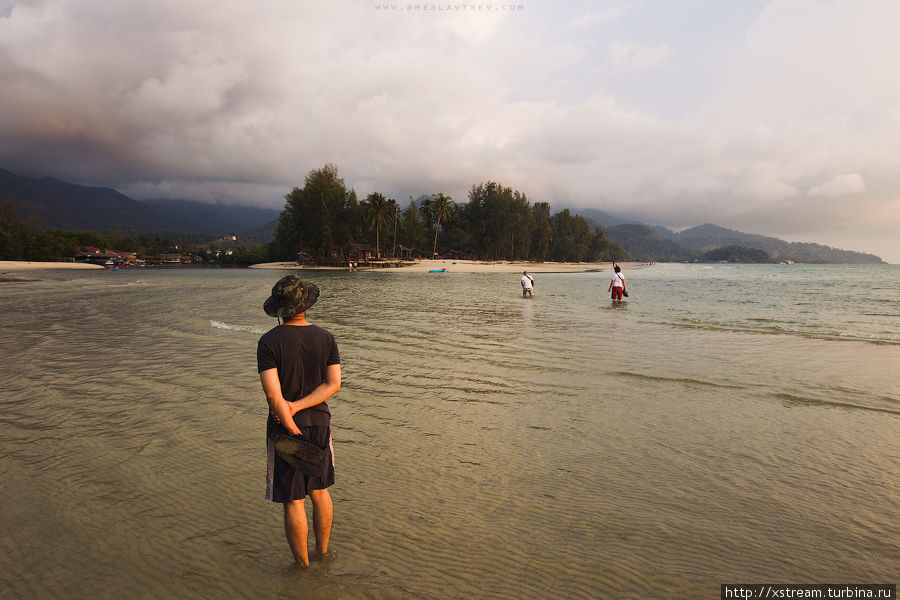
[1,0,899,261]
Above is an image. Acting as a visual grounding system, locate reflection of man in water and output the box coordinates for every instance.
[257,275,341,567]
[521,271,534,297]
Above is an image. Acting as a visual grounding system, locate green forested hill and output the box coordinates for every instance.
[605,224,697,262]
[700,245,773,263]
[602,222,882,263]
[140,199,280,236]
[242,218,278,244]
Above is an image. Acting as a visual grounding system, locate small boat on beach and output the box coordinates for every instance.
[428,268,447,273]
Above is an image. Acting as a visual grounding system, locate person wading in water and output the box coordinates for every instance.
[257,275,341,566]
[608,265,626,301]
[521,271,535,297]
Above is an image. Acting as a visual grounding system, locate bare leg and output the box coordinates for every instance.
[309,488,333,557]
[283,499,309,566]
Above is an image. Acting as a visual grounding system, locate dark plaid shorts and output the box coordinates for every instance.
[266,425,334,502]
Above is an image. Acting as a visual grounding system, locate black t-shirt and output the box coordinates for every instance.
[257,324,340,427]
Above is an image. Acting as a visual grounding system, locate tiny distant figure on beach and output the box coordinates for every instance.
[257,275,341,567]
[521,271,534,297]
[608,265,626,302]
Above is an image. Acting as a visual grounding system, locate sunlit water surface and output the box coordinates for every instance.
[1,264,897,599]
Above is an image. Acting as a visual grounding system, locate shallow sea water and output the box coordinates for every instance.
[0,264,898,599]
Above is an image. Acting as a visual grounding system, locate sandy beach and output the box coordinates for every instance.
[0,261,104,271]
[1,259,642,274]
[251,259,642,273]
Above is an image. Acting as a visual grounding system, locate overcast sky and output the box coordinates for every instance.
[1,1,898,261]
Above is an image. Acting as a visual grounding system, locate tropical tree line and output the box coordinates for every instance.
[269,164,629,263]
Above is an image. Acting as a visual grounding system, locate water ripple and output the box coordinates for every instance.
[1,267,897,599]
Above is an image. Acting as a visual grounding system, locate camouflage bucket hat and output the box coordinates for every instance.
[264,275,320,318]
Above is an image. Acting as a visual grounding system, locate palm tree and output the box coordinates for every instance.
[418,195,434,236]
[391,201,399,257]
[365,192,390,259]
[429,192,453,258]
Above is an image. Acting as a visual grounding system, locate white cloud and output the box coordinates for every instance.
[807,173,865,197]
[569,4,629,29]
[609,39,671,71]
[0,0,898,261]
[130,32,243,110]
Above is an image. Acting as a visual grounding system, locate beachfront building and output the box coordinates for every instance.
[344,243,376,263]
[390,244,427,259]
[447,248,480,261]
[74,246,137,265]
[297,243,379,266]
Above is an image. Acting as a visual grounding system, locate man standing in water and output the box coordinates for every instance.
[257,275,341,566]
[521,271,535,297]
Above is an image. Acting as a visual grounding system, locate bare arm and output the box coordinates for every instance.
[259,368,301,436]
[289,363,341,415]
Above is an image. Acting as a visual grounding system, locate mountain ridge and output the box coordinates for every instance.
[0,167,190,233]
[672,223,882,264]
[0,168,277,237]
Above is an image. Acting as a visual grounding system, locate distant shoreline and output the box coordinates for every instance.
[0,259,650,274]
[250,259,647,274]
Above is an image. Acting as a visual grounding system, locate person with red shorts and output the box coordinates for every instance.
[608,265,626,301]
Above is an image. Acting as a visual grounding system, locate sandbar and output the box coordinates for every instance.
[0,261,104,271]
